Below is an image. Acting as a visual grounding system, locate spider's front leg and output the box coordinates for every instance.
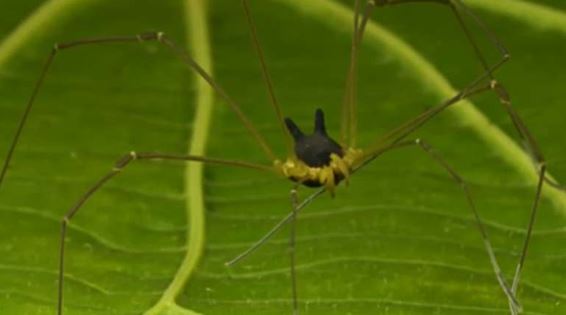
[56,151,273,315]
[0,31,278,191]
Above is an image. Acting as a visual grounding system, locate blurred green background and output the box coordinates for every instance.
[1,0,566,314]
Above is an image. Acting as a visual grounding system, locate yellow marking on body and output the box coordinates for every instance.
[275,148,364,195]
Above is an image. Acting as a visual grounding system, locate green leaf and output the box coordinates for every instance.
[1,0,566,314]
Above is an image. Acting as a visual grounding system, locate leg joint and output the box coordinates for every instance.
[414,138,430,150]
[490,80,511,104]
[114,151,138,170]
[157,32,166,42]
[136,32,160,42]
[537,161,547,172]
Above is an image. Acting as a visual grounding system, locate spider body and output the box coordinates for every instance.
[276,108,363,192]
[286,108,343,168]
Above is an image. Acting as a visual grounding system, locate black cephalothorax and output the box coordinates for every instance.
[283,109,348,188]
[284,109,343,167]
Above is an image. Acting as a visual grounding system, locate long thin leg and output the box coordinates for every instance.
[226,135,520,310]
[363,1,558,311]
[0,32,277,191]
[472,69,562,217]
[340,0,361,145]
[374,0,509,78]
[386,138,521,310]
[56,151,273,315]
[373,0,559,194]
[288,186,300,315]
[225,188,325,266]
[369,5,543,311]
[340,0,375,147]
[509,164,545,312]
[359,80,532,313]
[364,79,493,155]
[490,81,547,315]
[366,0,512,151]
[358,79,546,314]
[240,0,293,154]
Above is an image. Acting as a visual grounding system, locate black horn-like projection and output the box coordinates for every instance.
[284,108,343,167]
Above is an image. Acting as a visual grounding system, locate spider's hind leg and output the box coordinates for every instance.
[383,138,522,312]
[371,2,561,313]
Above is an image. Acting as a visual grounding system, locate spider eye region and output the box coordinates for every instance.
[276,109,363,194]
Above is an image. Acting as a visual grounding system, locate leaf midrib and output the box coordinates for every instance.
[142,0,210,314]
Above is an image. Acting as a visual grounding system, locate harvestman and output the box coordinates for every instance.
[0,0,562,314]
